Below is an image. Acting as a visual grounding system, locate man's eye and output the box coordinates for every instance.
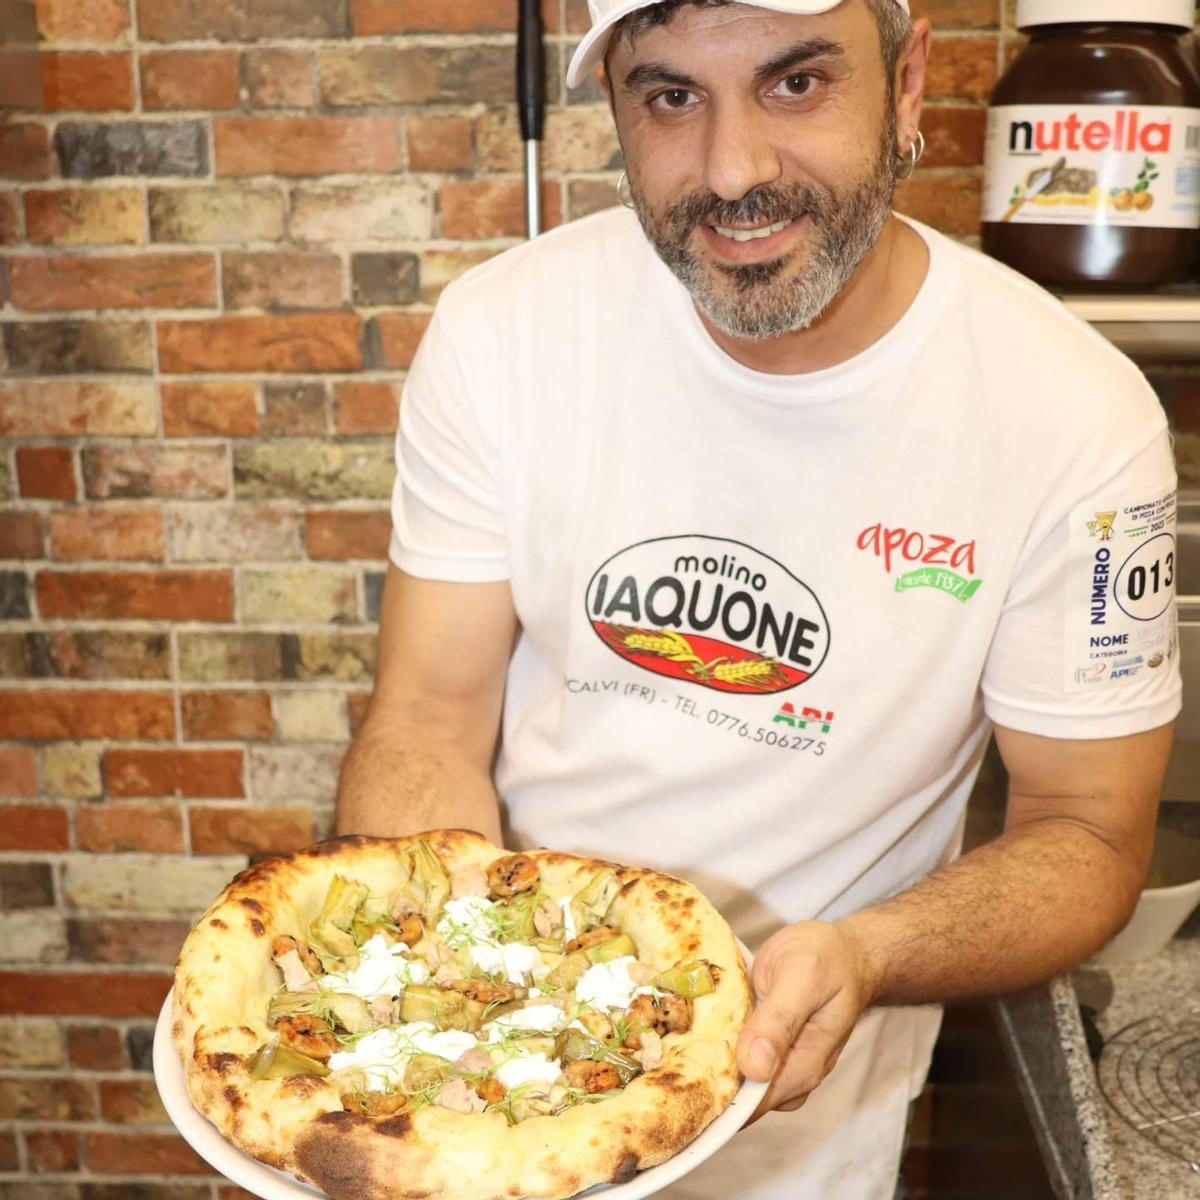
[775,73,816,98]
[651,88,696,111]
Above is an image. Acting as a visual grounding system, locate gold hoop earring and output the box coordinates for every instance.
[617,170,635,209]
[896,130,925,181]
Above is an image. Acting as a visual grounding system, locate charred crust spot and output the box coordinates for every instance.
[655,1070,684,1087]
[309,834,369,856]
[655,889,669,900]
[683,896,696,907]
[377,1114,413,1138]
[249,919,266,936]
[207,1052,241,1075]
[223,1085,244,1111]
[239,897,265,914]
[612,1152,639,1184]
[619,879,639,895]
[210,918,227,929]
[315,1110,367,1130]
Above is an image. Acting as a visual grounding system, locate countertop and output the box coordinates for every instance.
[994,939,1200,1199]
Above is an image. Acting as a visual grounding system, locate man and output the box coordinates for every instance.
[336,0,1181,1194]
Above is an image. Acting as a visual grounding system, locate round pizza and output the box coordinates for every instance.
[172,830,753,1200]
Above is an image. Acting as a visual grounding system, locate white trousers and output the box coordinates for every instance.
[657,1005,940,1200]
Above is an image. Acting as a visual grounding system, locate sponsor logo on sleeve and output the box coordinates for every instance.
[584,535,829,696]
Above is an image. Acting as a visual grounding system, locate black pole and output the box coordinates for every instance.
[517,0,545,237]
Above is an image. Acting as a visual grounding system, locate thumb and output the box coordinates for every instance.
[736,954,813,1082]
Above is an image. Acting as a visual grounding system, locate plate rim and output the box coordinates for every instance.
[153,948,766,1200]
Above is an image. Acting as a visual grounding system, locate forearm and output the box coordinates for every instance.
[838,818,1148,1007]
[335,716,503,844]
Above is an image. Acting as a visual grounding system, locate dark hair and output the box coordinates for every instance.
[609,0,913,79]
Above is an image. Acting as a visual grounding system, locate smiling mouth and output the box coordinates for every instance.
[709,218,795,243]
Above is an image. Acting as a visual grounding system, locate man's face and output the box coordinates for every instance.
[607,1,900,341]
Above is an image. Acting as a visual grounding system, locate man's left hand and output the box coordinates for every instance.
[735,921,877,1120]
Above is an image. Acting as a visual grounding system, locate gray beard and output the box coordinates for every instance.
[630,127,899,342]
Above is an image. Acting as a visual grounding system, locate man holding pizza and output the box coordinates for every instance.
[335,0,1182,1194]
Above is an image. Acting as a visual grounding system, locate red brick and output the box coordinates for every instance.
[911,0,999,28]
[99,1077,168,1125]
[0,747,38,796]
[440,179,561,239]
[0,124,53,181]
[69,916,191,965]
[41,52,135,111]
[37,0,131,41]
[0,1130,14,1172]
[0,691,174,740]
[334,381,398,435]
[0,513,44,559]
[16,447,77,501]
[158,314,363,374]
[0,805,70,851]
[77,803,184,852]
[181,690,273,740]
[214,116,402,177]
[67,1024,126,1070]
[351,0,553,34]
[50,507,165,561]
[27,1129,80,1174]
[141,49,240,110]
[87,1131,209,1174]
[305,509,391,560]
[219,1189,261,1200]
[162,382,259,437]
[25,188,145,245]
[0,971,170,1016]
[370,312,431,369]
[222,251,344,311]
[36,569,234,621]
[0,191,19,244]
[921,105,987,167]
[895,170,983,236]
[104,748,244,798]
[190,805,314,854]
[407,114,472,171]
[9,254,215,311]
[0,1077,96,1120]
[925,35,998,101]
[1,382,156,438]
[243,47,314,109]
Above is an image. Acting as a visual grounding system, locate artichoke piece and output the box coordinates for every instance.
[491,892,539,942]
[308,875,369,963]
[246,1038,330,1080]
[587,933,637,965]
[398,985,486,1032]
[551,1029,641,1085]
[569,870,620,935]
[544,950,590,990]
[395,840,451,927]
[268,991,322,1026]
[326,993,375,1034]
[405,1054,450,1091]
[651,960,717,999]
[352,911,397,946]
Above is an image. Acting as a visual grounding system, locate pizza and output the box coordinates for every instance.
[172,830,753,1200]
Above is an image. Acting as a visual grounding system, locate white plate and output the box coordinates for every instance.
[154,951,766,1200]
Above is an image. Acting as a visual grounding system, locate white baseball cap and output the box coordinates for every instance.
[566,0,911,87]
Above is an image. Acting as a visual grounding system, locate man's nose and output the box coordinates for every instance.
[702,100,782,203]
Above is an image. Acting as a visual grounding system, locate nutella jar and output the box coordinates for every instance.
[982,0,1200,290]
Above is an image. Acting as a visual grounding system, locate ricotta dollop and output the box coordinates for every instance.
[321,933,430,1000]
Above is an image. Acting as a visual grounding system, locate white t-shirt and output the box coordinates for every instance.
[390,208,1181,1198]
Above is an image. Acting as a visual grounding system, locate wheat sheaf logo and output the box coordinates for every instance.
[585,535,830,696]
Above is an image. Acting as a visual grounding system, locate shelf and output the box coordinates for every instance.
[1060,292,1200,361]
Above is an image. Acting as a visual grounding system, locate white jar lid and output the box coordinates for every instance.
[1017,0,1196,30]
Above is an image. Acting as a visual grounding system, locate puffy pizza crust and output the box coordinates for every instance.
[173,830,752,1200]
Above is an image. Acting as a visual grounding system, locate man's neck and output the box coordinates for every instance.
[695,216,931,376]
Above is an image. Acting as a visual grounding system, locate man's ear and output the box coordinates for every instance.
[895,18,931,145]
[596,61,614,110]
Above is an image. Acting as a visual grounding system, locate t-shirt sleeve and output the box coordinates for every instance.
[388,303,509,582]
[982,427,1182,740]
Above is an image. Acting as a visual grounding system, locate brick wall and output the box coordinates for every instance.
[0,0,1195,1196]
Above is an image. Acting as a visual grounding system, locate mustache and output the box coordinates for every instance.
[664,183,833,240]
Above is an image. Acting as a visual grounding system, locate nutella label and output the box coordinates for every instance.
[983,104,1200,230]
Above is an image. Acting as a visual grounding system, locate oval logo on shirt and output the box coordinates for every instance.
[584,535,830,695]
